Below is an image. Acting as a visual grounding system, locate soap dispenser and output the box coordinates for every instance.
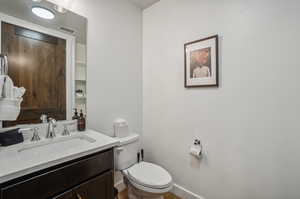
[77,109,86,131]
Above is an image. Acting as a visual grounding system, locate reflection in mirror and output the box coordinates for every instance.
[0,0,87,127]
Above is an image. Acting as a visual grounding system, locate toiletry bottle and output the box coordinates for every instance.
[80,110,86,131]
[72,108,79,120]
[78,109,86,131]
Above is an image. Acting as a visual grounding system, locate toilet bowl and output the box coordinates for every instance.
[123,162,173,199]
[115,133,173,199]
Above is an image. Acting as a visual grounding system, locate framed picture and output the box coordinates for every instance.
[184,35,219,87]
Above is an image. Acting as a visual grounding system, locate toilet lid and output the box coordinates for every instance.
[127,162,172,189]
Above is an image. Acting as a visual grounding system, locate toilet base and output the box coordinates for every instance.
[124,177,164,199]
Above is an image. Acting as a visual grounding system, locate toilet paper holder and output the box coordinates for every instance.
[190,139,203,157]
[194,139,201,146]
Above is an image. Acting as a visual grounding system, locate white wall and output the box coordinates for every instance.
[143,1,300,199]
[71,0,143,136]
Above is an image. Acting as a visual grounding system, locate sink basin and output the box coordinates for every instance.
[18,135,96,154]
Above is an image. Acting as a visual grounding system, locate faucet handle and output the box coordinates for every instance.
[18,128,41,142]
[61,121,77,136]
[31,127,41,142]
[62,124,70,136]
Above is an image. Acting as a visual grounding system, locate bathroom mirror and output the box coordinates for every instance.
[0,0,87,127]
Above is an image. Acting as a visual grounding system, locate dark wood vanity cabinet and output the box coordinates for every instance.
[0,149,114,199]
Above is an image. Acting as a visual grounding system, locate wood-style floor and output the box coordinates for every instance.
[118,189,182,199]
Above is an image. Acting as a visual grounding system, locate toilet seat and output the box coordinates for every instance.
[125,162,173,190]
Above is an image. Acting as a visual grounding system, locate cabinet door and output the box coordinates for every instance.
[73,171,114,199]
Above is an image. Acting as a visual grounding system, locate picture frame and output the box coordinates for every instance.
[184,35,219,88]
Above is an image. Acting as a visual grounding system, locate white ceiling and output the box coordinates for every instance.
[129,0,160,9]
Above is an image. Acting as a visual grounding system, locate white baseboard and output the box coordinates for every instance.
[171,184,206,199]
[115,180,205,199]
[115,180,126,192]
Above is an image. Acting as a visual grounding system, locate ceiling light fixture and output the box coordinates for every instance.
[32,6,55,20]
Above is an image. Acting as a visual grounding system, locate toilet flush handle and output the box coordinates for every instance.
[141,149,144,161]
[137,152,140,162]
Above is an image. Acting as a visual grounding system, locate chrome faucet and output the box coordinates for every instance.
[46,118,57,139]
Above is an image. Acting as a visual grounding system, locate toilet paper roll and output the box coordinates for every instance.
[190,146,202,158]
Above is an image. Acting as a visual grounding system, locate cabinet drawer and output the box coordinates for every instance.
[1,149,113,199]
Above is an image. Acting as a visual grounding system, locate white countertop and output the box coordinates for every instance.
[0,129,119,184]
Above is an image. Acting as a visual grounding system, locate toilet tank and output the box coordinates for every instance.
[115,134,140,170]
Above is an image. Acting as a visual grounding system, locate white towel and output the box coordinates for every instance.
[0,98,23,121]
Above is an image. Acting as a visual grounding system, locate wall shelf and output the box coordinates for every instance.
[75,43,87,114]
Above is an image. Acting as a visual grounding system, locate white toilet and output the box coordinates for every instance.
[115,133,173,199]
